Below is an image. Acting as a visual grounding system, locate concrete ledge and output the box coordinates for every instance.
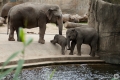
[0,56,105,69]
[0,59,105,69]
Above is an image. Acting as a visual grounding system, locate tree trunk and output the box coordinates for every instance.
[88,0,120,64]
[64,22,86,28]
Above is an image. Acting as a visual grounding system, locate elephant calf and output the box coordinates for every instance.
[51,34,67,55]
[66,26,98,57]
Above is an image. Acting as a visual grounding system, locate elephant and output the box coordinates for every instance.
[66,26,98,57]
[51,34,67,55]
[1,1,23,24]
[7,3,63,44]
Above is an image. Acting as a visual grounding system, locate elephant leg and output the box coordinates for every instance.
[4,17,7,24]
[38,25,46,44]
[61,45,65,55]
[77,41,82,56]
[69,41,76,55]
[90,38,98,57]
[89,45,92,55]
[90,46,96,57]
[50,40,56,44]
[16,27,21,42]
[8,26,15,41]
[90,43,96,57]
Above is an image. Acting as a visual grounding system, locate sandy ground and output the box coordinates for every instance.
[0,23,67,34]
[0,23,93,62]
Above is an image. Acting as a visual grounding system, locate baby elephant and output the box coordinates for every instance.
[51,34,67,55]
[66,26,98,57]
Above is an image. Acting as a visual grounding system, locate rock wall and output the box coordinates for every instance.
[88,0,120,64]
[23,0,89,16]
[0,0,89,16]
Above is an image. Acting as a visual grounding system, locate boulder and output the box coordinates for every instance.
[88,0,120,64]
[64,22,86,28]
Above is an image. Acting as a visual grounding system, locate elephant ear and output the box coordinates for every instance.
[72,28,78,36]
[46,8,57,20]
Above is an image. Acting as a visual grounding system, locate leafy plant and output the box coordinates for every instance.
[0,27,33,80]
[49,69,56,80]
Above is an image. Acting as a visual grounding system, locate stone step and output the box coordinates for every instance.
[0,59,105,69]
[0,56,101,66]
[0,56,105,69]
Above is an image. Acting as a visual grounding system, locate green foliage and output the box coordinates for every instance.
[0,27,54,80]
[49,69,56,80]
[1,51,20,72]
[13,59,24,80]
[0,27,33,80]
[24,19,28,28]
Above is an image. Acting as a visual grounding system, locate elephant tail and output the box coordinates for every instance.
[96,35,99,53]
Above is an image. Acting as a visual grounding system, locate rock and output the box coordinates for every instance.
[88,0,120,64]
[18,0,89,16]
[79,13,88,22]
[64,22,86,28]
[69,14,81,23]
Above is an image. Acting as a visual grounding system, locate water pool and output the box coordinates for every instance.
[2,64,120,80]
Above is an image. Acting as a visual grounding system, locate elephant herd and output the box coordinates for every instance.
[0,2,98,57]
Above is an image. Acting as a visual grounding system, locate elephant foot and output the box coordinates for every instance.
[8,37,15,41]
[69,52,73,55]
[38,39,45,44]
[17,39,22,42]
[89,52,91,55]
[67,48,71,50]
[62,52,65,55]
[90,53,95,57]
[77,53,81,56]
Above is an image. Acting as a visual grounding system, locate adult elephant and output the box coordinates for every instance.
[1,1,23,24]
[8,3,63,44]
[66,26,98,57]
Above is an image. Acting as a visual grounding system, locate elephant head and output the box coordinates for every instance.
[46,5,63,35]
[66,28,78,49]
[50,34,59,44]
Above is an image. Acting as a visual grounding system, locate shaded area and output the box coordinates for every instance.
[2,64,120,80]
[103,0,120,4]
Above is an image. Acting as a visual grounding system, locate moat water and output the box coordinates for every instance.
[2,64,120,80]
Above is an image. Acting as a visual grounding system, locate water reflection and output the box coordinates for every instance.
[2,64,120,80]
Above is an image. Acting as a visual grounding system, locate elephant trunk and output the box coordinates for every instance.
[67,38,71,50]
[57,15,63,35]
